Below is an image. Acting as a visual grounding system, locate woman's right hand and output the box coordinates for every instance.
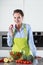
[9,24,14,37]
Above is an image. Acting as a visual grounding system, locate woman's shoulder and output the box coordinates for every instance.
[23,23,31,31]
[23,23,31,29]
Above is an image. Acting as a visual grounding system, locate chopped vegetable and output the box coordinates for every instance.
[10,51,22,60]
[4,58,9,63]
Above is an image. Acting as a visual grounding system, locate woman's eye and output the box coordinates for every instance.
[18,17,20,19]
[14,17,16,19]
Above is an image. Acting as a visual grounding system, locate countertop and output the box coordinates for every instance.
[0,58,43,65]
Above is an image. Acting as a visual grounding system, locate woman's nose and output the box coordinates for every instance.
[16,18,18,21]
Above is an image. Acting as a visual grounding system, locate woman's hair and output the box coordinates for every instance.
[13,9,24,17]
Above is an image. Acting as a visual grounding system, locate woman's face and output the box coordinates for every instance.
[13,13,23,26]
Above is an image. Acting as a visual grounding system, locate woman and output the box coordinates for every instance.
[7,9,37,61]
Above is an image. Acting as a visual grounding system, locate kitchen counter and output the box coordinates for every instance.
[0,58,43,65]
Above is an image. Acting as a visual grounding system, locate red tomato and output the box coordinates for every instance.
[18,60,21,63]
[16,60,21,63]
[23,60,27,64]
[20,60,23,64]
[0,58,4,63]
[16,60,32,64]
[26,61,30,64]
[27,61,32,64]
[16,60,18,63]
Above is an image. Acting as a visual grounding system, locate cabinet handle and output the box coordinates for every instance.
[35,40,37,43]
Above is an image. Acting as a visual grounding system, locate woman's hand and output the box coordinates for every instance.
[9,24,14,37]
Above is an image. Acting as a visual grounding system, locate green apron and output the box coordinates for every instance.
[12,24,32,56]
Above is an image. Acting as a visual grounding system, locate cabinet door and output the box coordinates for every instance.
[2,35,8,47]
[34,35,43,47]
[40,36,43,47]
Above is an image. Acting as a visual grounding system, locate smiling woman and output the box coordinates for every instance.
[0,0,43,60]
[13,9,24,31]
[7,9,37,61]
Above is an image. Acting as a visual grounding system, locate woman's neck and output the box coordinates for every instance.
[15,23,22,31]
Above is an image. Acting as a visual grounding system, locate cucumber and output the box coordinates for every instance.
[22,55,27,60]
[27,55,34,62]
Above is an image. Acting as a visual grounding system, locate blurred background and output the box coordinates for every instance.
[0,0,43,31]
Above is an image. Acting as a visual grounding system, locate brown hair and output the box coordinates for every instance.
[13,9,24,17]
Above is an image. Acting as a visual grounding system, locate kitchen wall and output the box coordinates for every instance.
[0,0,24,31]
[0,0,43,57]
[0,0,43,31]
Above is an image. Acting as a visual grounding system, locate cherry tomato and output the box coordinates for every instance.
[18,60,21,63]
[23,60,27,64]
[16,60,32,64]
[16,60,18,63]
[16,60,21,63]
[26,61,29,64]
[20,60,23,63]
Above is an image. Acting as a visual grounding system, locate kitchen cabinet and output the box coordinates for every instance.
[2,32,43,47]
[0,32,43,50]
[2,35,8,47]
[33,32,43,47]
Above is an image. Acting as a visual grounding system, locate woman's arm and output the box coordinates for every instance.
[7,24,14,46]
[28,25,37,57]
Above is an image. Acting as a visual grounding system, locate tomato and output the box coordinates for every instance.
[16,60,21,63]
[23,60,27,64]
[20,60,23,63]
[26,61,29,64]
[0,58,4,63]
[22,60,32,64]
[26,61,32,64]
[18,60,21,63]
[16,59,32,64]
[16,60,18,63]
